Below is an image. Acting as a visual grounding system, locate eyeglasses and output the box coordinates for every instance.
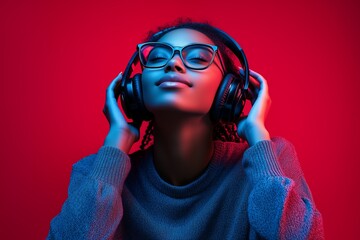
[137,42,220,70]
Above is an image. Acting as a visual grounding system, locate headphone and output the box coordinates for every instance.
[116,26,253,124]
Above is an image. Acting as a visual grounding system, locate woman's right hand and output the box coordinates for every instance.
[102,72,140,153]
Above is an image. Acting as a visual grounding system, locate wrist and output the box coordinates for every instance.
[245,123,270,147]
[103,128,137,153]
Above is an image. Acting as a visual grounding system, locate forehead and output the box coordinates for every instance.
[157,28,215,46]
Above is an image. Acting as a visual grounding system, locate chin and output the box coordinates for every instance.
[144,93,213,116]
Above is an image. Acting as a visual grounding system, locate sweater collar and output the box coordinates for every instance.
[143,140,247,198]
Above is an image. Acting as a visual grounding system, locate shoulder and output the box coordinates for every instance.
[213,137,294,159]
[71,146,150,173]
[214,137,296,160]
[239,136,301,172]
[212,140,249,165]
[252,136,301,167]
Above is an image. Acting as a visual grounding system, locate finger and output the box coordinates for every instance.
[249,69,264,81]
[105,72,123,113]
[106,72,123,99]
[247,70,271,116]
[249,69,267,88]
[239,68,260,89]
[108,72,122,91]
[249,75,261,90]
[249,69,269,94]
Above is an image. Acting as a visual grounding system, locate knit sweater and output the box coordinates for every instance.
[47,136,324,239]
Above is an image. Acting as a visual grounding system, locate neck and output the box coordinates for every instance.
[152,112,215,186]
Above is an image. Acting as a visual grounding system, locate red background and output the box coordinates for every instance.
[1,0,359,239]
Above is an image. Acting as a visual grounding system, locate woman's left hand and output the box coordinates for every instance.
[237,69,271,146]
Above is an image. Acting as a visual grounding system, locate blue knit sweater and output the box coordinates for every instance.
[47,137,324,239]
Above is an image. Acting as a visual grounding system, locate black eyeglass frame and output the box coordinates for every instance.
[137,42,225,71]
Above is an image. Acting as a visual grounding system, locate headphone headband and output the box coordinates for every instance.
[213,27,250,90]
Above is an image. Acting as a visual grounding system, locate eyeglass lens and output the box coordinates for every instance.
[139,43,215,69]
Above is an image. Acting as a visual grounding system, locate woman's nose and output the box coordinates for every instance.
[164,54,186,73]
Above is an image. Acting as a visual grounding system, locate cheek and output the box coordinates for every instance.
[194,71,223,107]
[141,70,176,112]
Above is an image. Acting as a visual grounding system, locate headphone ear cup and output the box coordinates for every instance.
[229,74,247,123]
[210,74,234,122]
[211,73,246,123]
[131,73,152,122]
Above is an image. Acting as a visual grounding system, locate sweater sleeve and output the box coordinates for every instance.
[46,146,131,240]
[242,137,324,240]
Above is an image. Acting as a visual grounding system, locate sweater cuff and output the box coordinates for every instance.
[242,139,285,183]
[89,146,131,187]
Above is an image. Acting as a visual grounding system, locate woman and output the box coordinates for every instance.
[47,20,324,239]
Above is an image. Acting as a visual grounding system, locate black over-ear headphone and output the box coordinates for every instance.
[116,26,253,124]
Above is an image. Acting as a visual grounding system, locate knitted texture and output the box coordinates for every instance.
[47,137,324,239]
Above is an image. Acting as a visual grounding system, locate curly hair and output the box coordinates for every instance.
[139,18,246,151]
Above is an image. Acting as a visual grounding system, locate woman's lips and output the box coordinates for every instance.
[157,81,190,89]
[155,75,193,88]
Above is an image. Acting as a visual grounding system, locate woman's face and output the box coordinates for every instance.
[141,28,224,118]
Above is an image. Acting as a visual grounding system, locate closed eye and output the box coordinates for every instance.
[148,55,168,62]
[189,57,208,62]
